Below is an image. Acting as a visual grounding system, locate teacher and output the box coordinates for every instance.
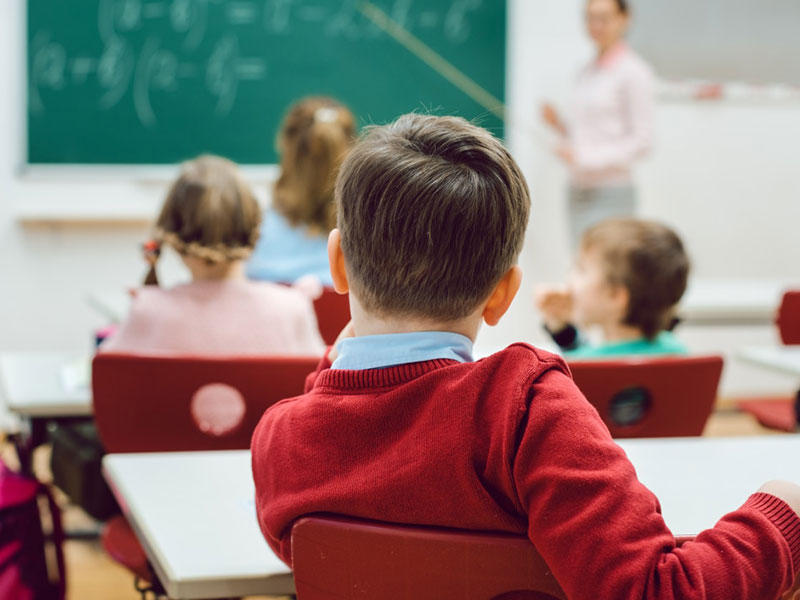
[542,0,655,247]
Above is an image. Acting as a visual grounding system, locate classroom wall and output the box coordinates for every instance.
[1,0,798,395]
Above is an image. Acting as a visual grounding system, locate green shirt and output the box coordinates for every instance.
[566,331,688,360]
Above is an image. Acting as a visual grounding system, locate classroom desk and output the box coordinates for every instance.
[736,346,800,378]
[617,436,800,536]
[102,451,293,600]
[104,438,800,598]
[0,352,91,418]
[0,352,92,474]
[678,279,792,325]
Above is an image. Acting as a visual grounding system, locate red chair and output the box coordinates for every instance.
[291,515,567,600]
[93,353,319,588]
[314,288,351,346]
[93,353,319,453]
[569,356,724,438]
[738,291,800,431]
[777,290,800,346]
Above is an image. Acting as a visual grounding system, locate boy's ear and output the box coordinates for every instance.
[483,265,523,327]
[327,229,350,294]
[609,283,630,320]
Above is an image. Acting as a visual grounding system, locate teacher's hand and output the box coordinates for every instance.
[555,143,575,166]
[541,102,566,136]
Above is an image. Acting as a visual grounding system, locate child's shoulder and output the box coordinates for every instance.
[475,343,573,389]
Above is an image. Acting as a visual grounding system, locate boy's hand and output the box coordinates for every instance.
[327,320,355,363]
[782,570,800,600]
[759,480,800,517]
[534,285,574,332]
[759,479,800,598]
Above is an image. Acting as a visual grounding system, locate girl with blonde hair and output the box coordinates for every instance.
[247,97,356,286]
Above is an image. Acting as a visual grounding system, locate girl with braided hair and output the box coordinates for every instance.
[101,155,325,356]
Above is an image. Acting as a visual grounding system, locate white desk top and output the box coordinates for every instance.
[105,437,800,598]
[618,436,800,536]
[736,346,800,378]
[0,353,92,417]
[679,279,793,324]
[102,451,293,600]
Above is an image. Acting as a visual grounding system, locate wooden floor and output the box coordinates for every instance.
[1,408,786,599]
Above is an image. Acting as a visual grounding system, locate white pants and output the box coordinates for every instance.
[568,185,637,249]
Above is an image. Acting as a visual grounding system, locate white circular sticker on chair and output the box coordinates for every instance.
[190,383,246,436]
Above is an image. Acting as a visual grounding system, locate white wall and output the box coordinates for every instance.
[1,0,798,395]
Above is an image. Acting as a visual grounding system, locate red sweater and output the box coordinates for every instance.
[252,344,800,599]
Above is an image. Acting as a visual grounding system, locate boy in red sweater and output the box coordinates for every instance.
[252,114,800,599]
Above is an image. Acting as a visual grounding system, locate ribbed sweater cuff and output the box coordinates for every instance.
[745,492,800,571]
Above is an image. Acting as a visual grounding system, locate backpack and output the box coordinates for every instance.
[0,459,66,600]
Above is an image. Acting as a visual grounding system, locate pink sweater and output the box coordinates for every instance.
[569,43,656,189]
[101,280,325,356]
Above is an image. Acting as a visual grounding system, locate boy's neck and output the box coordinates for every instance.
[600,320,645,344]
[349,298,482,342]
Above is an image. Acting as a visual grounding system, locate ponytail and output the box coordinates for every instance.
[274,97,356,235]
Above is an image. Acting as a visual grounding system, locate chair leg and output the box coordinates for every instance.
[134,574,165,600]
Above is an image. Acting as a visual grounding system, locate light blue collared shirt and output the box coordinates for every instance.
[330,331,475,371]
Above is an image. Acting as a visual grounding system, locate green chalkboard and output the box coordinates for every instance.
[27,0,506,165]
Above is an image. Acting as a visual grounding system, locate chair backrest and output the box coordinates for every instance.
[568,355,724,438]
[92,353,319,453]
[291,515,566,600]
[313,289,351,346]
[777,290,800,345]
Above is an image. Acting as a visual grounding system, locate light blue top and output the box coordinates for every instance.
[246,209,332,285]
[331,332,475,371]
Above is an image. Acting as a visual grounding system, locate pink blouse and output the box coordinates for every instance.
[569,43,656,189]
[101,279,326,357]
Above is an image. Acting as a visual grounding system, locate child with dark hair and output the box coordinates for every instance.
[252,114,800,600]
[536,218,689,358]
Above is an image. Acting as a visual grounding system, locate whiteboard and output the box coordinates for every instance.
[628,0,800,86]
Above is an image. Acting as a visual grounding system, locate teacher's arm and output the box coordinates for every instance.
[573,64,655,171]
[541,102,568,138]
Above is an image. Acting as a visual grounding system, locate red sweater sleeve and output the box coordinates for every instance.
[514,367,800,600]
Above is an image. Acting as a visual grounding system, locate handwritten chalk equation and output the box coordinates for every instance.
[264,0,483,42]
[30,0,485,127]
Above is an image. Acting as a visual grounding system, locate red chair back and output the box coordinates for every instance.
[569,355,723,438]
[92,353,319,453]
[777,290,800,345]
[314,289,351,346]
[291,516,566,600]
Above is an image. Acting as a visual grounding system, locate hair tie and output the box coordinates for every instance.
[314,107,339,124]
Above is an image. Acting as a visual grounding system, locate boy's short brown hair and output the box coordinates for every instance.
[581,219,690,339]
[156,155,261,264]
[335,114,531,321]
